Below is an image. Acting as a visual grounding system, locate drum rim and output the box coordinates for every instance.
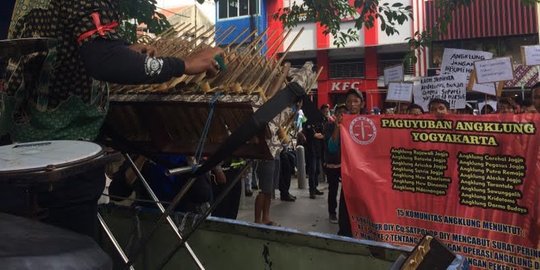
[0,140,106,175]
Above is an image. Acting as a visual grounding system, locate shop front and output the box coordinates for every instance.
[318,78,382,112]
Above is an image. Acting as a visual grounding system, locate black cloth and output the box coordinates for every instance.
[308,155,322,193]
[80,38,185,84]
[279,148,295,197]
[0,0,15,39]
[302,121,325,158]
[211,167,242,219]
[0,168,106,239]
[304,119,325,193]
[326,167,340,216]
[337,188,352,237]
[0,213,112,270]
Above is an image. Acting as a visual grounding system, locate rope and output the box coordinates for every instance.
[193,92,222,167]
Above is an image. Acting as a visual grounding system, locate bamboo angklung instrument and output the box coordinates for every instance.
[110,26,307,97]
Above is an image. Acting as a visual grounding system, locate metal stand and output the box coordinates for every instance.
[123,153,205,270]
[98,213,135,270]
[156,161,252,269]
[115,83,306,269]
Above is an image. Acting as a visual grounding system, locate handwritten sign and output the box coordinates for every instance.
[384,65,404,86]
[471,82,497,96]
[474,57,514,84]
[414,74,467,110]
[521,45,540,66]
[441,48,496,95]
[441,48,492,75]
[386,82,413,102]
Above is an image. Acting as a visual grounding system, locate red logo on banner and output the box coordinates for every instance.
[349,116,377,145]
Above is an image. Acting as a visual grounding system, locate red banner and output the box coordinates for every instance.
[340,114,540,269]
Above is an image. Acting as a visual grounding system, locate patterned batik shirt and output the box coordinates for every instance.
[1,0,122,142]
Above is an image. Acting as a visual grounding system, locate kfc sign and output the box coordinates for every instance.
[330,79,364,92]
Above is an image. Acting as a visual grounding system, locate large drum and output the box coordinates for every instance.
[0,140,116,218]
[0,140,111,185]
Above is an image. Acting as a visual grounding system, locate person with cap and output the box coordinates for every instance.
[325,88,366,235]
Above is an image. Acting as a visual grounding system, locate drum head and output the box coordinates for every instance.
[0,140,103,173]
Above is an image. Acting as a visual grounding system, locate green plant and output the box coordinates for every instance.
[117,0,171,42]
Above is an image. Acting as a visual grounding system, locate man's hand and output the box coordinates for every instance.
[336,113,344,124]
[128,44,157,57]
[183,47,224,77]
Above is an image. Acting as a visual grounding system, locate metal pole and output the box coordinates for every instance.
[124,154,205,270]
[167,164,201,176]
[296,145,307,189]
[128,83,306,265]
[156,161,253,270]
[127,173,199,266]
[97,213,135,270]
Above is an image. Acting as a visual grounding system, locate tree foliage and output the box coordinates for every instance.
[274,0,412,46]
[128,0,540,64]
[117,0,171,42]
[274,0,539,64]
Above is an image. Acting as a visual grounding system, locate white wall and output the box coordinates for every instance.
[284,23,316,52]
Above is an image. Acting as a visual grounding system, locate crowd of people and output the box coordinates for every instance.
[236,83,540,236]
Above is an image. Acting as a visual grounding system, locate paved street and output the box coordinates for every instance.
[236,177,339,235]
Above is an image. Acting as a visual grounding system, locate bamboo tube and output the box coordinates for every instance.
[204,29,262,86]
[111,26,307,96]
[208,28,270,88]
[158,22,186,39]
[266,63,291,98]
[303,66,324,94]
[236,30,282,86]
[246,29,292,92]
[260,28,305,95]
[218,28,272,86]
[214,26,237,45]
[231,30,258,51]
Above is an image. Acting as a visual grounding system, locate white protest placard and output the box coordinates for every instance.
[414,73,467,110]
[474,57,514,84]
[471,82,497,96]
[441,48,492,75]
[441,48,496,95]
[386,82,413,102]
[521,45,540,66]
[383,65,404,86]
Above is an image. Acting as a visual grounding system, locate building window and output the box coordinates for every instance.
[329,61,364,78]
[219,0,259,19]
